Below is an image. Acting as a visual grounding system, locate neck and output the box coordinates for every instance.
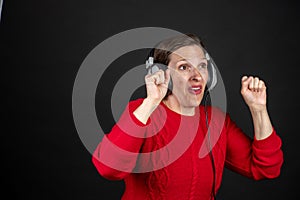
[163,95,196,116]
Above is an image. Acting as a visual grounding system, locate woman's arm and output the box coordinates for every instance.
[240,75,272,140]
[92,99,147,180]
[225,76,283,179]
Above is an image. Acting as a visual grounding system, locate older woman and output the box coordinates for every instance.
[92,33,283,200]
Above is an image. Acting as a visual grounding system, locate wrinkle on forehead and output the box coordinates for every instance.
[169,45,206,66]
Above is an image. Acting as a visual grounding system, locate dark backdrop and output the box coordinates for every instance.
[1,0,299,199]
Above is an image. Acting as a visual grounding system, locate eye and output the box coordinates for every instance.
[199,62,208,69]
[179,65,189,71]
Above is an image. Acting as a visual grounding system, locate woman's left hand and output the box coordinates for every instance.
[240,76,267,111]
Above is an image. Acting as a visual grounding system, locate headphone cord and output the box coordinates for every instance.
[204,91,217,200]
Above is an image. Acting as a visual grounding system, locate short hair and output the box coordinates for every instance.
[153,33,206,66]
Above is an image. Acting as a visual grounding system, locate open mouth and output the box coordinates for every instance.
[188,85,202,95]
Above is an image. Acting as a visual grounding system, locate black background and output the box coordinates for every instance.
[1,0,299,199]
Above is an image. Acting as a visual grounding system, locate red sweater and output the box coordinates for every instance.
[92,98,283,200]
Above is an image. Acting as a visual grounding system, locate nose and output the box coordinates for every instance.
[190,67,203,82]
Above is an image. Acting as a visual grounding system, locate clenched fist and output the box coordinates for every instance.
[145,69,171,105]
[241,76,267,112]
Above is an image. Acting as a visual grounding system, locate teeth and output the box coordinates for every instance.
[191,87,200,90]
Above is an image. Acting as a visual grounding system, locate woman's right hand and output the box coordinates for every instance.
[144,69,171,105]
[133,69,171,124]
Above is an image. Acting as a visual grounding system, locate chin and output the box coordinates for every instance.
[187,99,201,107]
[192,101,201,107]
[192,95,203,105]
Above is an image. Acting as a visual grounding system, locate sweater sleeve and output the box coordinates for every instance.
[224,115,283,180]
[92,98,148,180]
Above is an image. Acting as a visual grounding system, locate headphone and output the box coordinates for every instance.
[145,47,218,91]
[145,48,173,90]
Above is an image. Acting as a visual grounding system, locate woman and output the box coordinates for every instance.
[92,33,283,200]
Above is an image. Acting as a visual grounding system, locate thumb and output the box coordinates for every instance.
[164,69,171,85]
[241,76,252,92]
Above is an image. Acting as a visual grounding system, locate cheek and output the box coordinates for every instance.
[200,71,209,83]
[171,73,187,87]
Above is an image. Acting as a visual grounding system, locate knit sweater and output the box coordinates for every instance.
[92,98,283,200]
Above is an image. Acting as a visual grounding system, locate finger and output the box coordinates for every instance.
[241,76,252,85]
[253,77,259,92]
[156,70,165,84]
[241,76,252,92]
[145,73,159,85]
[145,74,156,85]
[249,76,254,90]
[146,70,165,85]
[241,75,248,82]
[258,80,266,91]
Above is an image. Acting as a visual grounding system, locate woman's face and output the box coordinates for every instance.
[168,45,209,108]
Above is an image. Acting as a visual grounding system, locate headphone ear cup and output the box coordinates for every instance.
[168,74,173,90]
[147,64,160,74]
[204,51,218,91]
[207,60,217,91]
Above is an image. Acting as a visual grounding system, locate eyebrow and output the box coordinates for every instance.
[177,58,187,62]
[176,58,207,65]
[177,57,207,62]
